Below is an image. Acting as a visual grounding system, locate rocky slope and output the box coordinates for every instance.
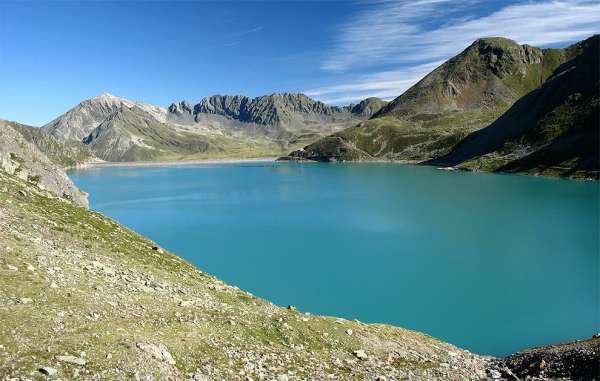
[41,93,386,162]
[491,336,600,380]
[0,121,88,207]
[187,93,384,128]
[2,119,93,168]
[0,169,489,380]
[44,93,135,141]
[283,36,586,176]
[428,35,599,179]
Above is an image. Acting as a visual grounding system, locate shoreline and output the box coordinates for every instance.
[76,157,278,169]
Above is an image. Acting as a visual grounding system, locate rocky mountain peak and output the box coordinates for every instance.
[470,37,543,76]
[168,100,194,116]
[87,92,134,108]
[374,36,554,118]
[350,97,388,118]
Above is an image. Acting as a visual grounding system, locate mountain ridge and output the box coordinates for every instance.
[40,92,386,162]
[282,35,598,179]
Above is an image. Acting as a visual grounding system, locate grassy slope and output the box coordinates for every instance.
[85,107,329,163]
[290,38,568,168]
[429,35,599,179]
[0,172,488,380]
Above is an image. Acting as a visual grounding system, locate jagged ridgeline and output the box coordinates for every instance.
[286,35,599,179]
[42,93,387,162]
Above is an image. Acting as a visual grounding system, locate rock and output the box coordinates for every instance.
[19,297,33,304]
[375,376,387,381]
[488,369,502,379]
[18,190,27,197]
[190,373,209,381]
[39,366,57,376]
[353,349,368,360]
[56,355,87,366]
[346,329,353,336]
[287,305,296,311]
[179,300,194,307]
[136,342,176,365]
[500,336,600,380]
[277,375,289,381]
[151,246,164,254]
[6,264,18,271]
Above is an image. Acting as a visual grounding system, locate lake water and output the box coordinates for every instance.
[69,162,599,356]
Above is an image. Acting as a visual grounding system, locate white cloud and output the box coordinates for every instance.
[311,0,600,105]
[306,61,443,104]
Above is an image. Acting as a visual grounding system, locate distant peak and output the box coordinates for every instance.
[87,92,133,107]
[471,36,520,50]
[94,92,118,100]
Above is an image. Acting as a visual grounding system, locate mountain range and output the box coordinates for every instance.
[285,35,599,179]
[40,93,386,162]
[0,35,597,178]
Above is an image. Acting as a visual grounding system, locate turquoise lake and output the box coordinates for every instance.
[69,162,599,356]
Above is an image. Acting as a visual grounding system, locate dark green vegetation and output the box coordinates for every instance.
[430,36,599,178]
[0,169,489,380]
[285,36,599,179]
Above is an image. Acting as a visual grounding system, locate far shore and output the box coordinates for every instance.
[78,157,278,169]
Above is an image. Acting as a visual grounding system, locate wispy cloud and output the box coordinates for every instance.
[311,0,600,104]
[306,61,443,104]
[224,26,264,47]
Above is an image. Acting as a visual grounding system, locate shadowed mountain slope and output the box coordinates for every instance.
[285,37,570,165]
[284,36,599,179]
[428,35,599,179]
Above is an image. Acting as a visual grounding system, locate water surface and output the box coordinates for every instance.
[69,162,599,356]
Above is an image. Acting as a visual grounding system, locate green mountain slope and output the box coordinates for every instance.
[0,170,488,380]
[285,37,568,164]
[428,35,599,179]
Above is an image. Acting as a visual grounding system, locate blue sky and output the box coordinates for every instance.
[1,0,598,126]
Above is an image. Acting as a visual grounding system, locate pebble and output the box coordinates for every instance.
[353,349,368,360]
[7,264,18,271]
[56,355,87,365]
[277,375,289,381]
[346,328,353,336]
[19,297,33,304]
